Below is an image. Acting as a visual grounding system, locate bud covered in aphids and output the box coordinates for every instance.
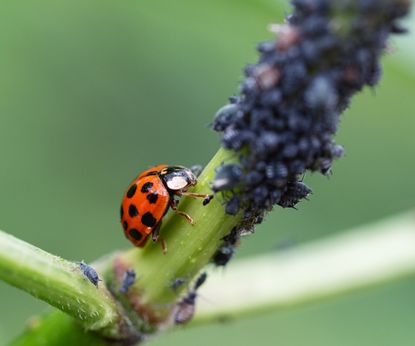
[212,0,409,222]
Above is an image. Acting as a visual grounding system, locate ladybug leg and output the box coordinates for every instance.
[177,192,214,206]
[170,199,194,225]
[161,239,167,255]
[151,223,167,255]
[151,223,161,242]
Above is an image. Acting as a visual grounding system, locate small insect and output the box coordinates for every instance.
[212,246,234,266]
[79,261,101,288]
[120,269,136,294]
[212,103,239,132]
[225,196,240,215]
[212,228,240,267]
[211,164,243,192]
[278,182,312,208]
[194,272,207,290]
[174,292,197,325]
[171,277,186,292]
[189,164,203,177]
[120,165,213,253]
[203,195,214,206]
[174,272,208,325]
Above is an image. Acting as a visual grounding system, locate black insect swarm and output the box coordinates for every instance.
[212,0,409,227]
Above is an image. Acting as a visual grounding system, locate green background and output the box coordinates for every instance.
[0,0,414,345]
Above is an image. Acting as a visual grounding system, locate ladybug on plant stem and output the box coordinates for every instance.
[120,165,213,253]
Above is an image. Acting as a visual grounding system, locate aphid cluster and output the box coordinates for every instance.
[212,0,409,221]
[174,272,207,325]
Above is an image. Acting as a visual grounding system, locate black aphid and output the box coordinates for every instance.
[212,228,240,267]
[174,292,197,325]
[190,164,204,177]
[171,277,186,292]
[120,269,136,294]
[79,261,101,288]
[174,272,207,325]
[194,272,207,290]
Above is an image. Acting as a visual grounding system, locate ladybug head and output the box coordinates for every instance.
[162,166,197,192]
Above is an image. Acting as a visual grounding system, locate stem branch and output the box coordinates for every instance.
[195,211,415,322]
[0,231,126,339]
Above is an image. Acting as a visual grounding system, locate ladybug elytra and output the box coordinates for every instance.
[120,165,212,253]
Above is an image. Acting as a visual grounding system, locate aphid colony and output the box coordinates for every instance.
[212,0,409,224]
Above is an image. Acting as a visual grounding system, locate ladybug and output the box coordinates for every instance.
[120,165,213,253]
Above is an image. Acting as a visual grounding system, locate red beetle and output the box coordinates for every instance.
[120,165,212,253]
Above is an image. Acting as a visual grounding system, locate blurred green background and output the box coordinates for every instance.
[0,0,414,345]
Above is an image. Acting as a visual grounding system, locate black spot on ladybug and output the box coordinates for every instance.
[146,192,158,204]
[123,221,128,230]
[141,182,153,193]
[120,206,124,218]
[128,204,139,217]
[127,184,137,198]
[144,170,158,177]
[141,212,157,227]
[129,229,143,241]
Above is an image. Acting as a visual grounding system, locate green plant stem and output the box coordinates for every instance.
[194,210,415,323]
[105,147,242,324]
[10,211,415,346]
[0,231,130,339]
[10,311,110,346]
[1,147,243,344]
